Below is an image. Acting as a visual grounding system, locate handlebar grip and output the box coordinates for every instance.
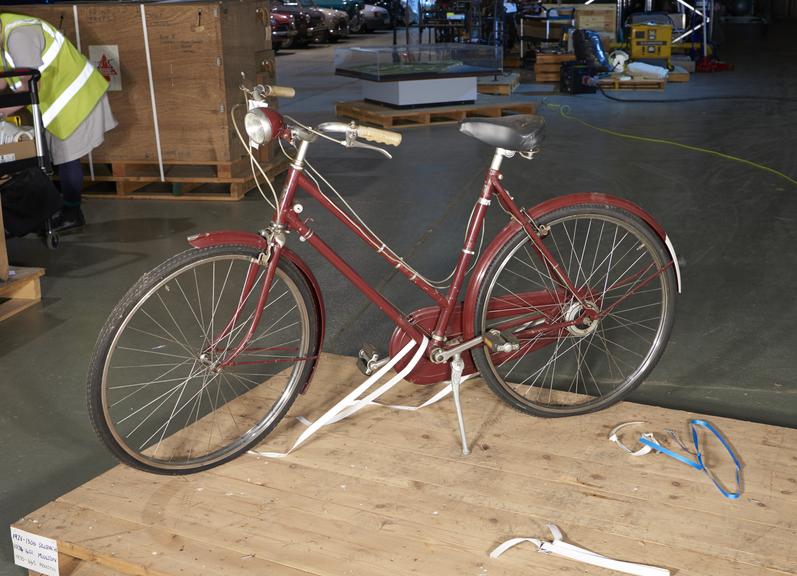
[356,126,402,147]
[266,85,296,98]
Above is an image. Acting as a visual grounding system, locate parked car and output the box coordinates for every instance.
[358,3,391,31]
[271,0,329,46]
[271,12,298,51]
[314,0,365,32]
[295,0,350,42]
[372,0,408,27]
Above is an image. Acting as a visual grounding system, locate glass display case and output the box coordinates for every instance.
[334,43,503,82]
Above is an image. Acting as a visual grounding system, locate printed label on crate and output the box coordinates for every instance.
[0,153,16,163]
[89,45,122,91]
[10,527,59,576]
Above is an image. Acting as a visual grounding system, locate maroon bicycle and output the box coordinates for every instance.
[87,83,681,474]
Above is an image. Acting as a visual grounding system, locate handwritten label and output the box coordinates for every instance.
[10,527,59,576]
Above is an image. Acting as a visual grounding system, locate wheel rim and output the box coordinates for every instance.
[101,254,310,470]
[481,213,671,413]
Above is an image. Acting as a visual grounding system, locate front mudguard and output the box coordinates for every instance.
[461,193,682,340]
[187,231,326,392]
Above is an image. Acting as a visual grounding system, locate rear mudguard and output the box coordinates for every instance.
[461,193,682,340]
[187,231,326,392]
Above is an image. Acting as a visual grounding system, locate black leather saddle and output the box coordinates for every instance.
[459,115,546,152]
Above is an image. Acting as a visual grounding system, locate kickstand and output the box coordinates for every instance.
[451,353,470,456]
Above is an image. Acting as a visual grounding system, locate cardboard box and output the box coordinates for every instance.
[0,140,36,165]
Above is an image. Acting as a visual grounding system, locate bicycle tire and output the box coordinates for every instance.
[87,245,320,474]
[471,204,677,417]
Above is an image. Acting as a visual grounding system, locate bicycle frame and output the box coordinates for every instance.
[203,141,677,374]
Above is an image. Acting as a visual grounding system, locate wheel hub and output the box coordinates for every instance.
[563,301,599,337]
[199,352,223,373]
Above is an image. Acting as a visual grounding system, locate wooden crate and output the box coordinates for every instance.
[336,100,538,129]
[9,1,274,165]
[12,353,797,576]
[575,4,617,36]
[533,52,575,83]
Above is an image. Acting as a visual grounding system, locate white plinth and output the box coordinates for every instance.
[362,77,477,107]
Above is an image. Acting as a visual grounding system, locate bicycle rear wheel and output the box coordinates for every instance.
[471,204,676,416]
[87,245,319,474]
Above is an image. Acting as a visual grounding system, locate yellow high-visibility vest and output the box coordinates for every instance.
[1,13,109,140]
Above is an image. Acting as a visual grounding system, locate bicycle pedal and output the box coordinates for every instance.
[484,329,520,353]
[357,343,385,376]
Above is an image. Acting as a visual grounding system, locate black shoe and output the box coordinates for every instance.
[52,207,86,232]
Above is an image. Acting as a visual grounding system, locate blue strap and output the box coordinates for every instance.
[637,419,742,500]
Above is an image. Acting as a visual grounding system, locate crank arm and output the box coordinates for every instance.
[431,335,484,363]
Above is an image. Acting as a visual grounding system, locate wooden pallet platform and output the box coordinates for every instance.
[668,67,691,83]
[0,267,45,322]
[598,77,667,90]
[335,100,538,129]
[477,73,521,96]
[82,155,290,202]
[14,353,797,576]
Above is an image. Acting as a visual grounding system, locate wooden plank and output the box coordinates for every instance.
[0,267,45,322]
[11,353,797,576]
[336,100,538,129]
[598,77,667,91]
[29,555,131,576]
[534,53,576,64]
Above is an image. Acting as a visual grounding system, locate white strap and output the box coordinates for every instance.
[325,372,478,425]
[608,421,660,456]
[253,337,429,458]
[491,524,670,576]
[140,5,165,182]
[71,5,94,181]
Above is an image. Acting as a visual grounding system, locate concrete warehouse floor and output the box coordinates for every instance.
[1,21,796,575]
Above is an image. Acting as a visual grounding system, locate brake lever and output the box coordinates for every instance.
[344,131,392,159]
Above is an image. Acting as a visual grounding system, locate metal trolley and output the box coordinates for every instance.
[0,67,59,249]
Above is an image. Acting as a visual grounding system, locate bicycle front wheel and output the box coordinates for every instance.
[472,204,677,416]
[87,245,319,474]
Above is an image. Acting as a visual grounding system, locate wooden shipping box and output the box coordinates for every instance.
[574,4,617,36]
[8,1,274,164]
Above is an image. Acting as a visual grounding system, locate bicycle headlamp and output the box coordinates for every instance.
[244,107,285,146]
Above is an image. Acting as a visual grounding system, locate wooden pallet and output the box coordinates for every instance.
[335,100,538,129]
[477,73,521,96]
[0,267,45,322]
[13,353,797,576]
[668,68,691,83]
[82,155,290,202]
[598,77,667,90]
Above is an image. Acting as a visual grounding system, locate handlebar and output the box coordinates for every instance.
[317,121,402,147]
[263,85,295,98]
[356,126,402,147]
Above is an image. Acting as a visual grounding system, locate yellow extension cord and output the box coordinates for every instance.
[544,102,797,188]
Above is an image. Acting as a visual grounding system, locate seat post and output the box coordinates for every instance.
[490,148,508,172]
